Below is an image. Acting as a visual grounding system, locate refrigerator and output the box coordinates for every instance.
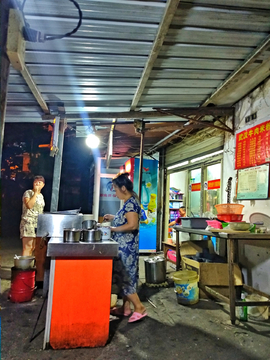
[125,158,158,252]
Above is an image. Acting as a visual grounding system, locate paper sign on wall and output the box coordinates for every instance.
[235,120,270,170]
[237,164,269,200]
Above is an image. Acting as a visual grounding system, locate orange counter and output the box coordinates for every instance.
[50,258,112,349]
[43,239,118,350]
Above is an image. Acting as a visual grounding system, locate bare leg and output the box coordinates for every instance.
[22,237,36,256]
[126,293,146,314]
[122,295,132,313]
[35,237,47,282]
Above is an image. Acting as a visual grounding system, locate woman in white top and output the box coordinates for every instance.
[20,175,45,256]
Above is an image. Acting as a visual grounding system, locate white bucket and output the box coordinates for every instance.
[246,294,269,321]
[100,226,111,240]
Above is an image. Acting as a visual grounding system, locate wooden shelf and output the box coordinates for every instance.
[162,241,177,265]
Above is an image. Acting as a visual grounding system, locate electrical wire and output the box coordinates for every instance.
[45,0,82,41]
[21,0,82,42]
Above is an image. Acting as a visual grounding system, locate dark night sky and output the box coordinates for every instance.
[1,123,94,238]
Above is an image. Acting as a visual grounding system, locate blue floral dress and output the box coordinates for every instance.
[112,196,141,296]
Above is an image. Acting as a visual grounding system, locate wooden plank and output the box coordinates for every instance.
[228,238,236,324]
[42,107,235,121]
[130,0,180,110]
[243,284,270,300]
[203,286,230,304]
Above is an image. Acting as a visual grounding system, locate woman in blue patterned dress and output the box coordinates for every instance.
[104,172,147,323]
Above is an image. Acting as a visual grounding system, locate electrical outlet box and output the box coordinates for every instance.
[245,112,257,123]
[6,9,26,71]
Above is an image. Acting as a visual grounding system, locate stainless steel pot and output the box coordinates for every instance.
[81,229,102,242]
[14,255,35,270]
[63,228,81,242]
[82,220,97,229]
[144,256,166,284]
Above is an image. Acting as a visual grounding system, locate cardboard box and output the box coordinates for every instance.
[182,256,242,286]
[180,241,208,257]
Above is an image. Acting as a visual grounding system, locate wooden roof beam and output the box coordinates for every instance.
[203,34,270,106]
[42,107,234,121]
[130,0,180,111]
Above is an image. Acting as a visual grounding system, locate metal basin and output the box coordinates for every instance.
[63,228,81,242]
[14,256,35,270]
[81,229,102,242]
[82,220,97,229]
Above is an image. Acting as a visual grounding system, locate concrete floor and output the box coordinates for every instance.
[1,237,270,360]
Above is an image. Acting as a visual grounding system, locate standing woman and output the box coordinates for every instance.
[104,172,147,323]
[20,175,45,256]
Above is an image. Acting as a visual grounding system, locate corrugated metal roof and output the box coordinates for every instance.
[4,0,270,156]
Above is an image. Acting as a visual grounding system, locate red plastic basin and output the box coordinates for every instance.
[217,214,243,222]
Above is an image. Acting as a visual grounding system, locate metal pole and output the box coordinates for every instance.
[50,117,66,212]
[157,148,165,251]
[138,127,145,202]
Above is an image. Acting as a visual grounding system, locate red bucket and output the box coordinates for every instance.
[9,267,36,303]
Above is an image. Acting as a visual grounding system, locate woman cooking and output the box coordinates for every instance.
[20,175,45,256]
[104,172,147,323]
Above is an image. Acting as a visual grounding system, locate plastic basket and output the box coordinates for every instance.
[215,203,244,215]
[217,214,243,222]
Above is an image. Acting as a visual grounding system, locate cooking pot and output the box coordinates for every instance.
[63,228,81,242]
[144,255,166,284]
[81,229,102,242]
[14,255,35,270]
[82,220,97,230]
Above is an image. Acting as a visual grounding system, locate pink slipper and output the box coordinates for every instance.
[128,311,148,323]
[110,307,132,317]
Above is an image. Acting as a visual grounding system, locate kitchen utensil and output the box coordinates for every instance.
[63,228,81,242]
[101,221,111,226]
[81,229,102,242]
[215,203,244,214]
[82,220,97,229]
[217,214,243,222]
[144,256,166,284]
[249,213,270,228]
[14,255,35,270]
[229,222,251,231]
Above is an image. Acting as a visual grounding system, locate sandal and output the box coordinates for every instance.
[128,311,148,323]
[110,307,132,317]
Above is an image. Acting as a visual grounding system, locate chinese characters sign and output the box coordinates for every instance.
[191,183,201,191]
[207,179,220,190]
[235,120,270,169]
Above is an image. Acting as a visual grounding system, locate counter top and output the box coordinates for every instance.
[47,238,119,258]
[173,225,270,239]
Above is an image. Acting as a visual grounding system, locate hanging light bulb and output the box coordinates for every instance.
[85,133,100,148]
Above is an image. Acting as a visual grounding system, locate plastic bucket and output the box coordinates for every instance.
[246,294,269,321]
[99,226,111,240]
[8,267,35,303]
[173,270,199,305]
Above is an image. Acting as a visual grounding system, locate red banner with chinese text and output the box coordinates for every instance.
[208,179,220,190]
[235,120,270,170]
[191,183,201,191]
